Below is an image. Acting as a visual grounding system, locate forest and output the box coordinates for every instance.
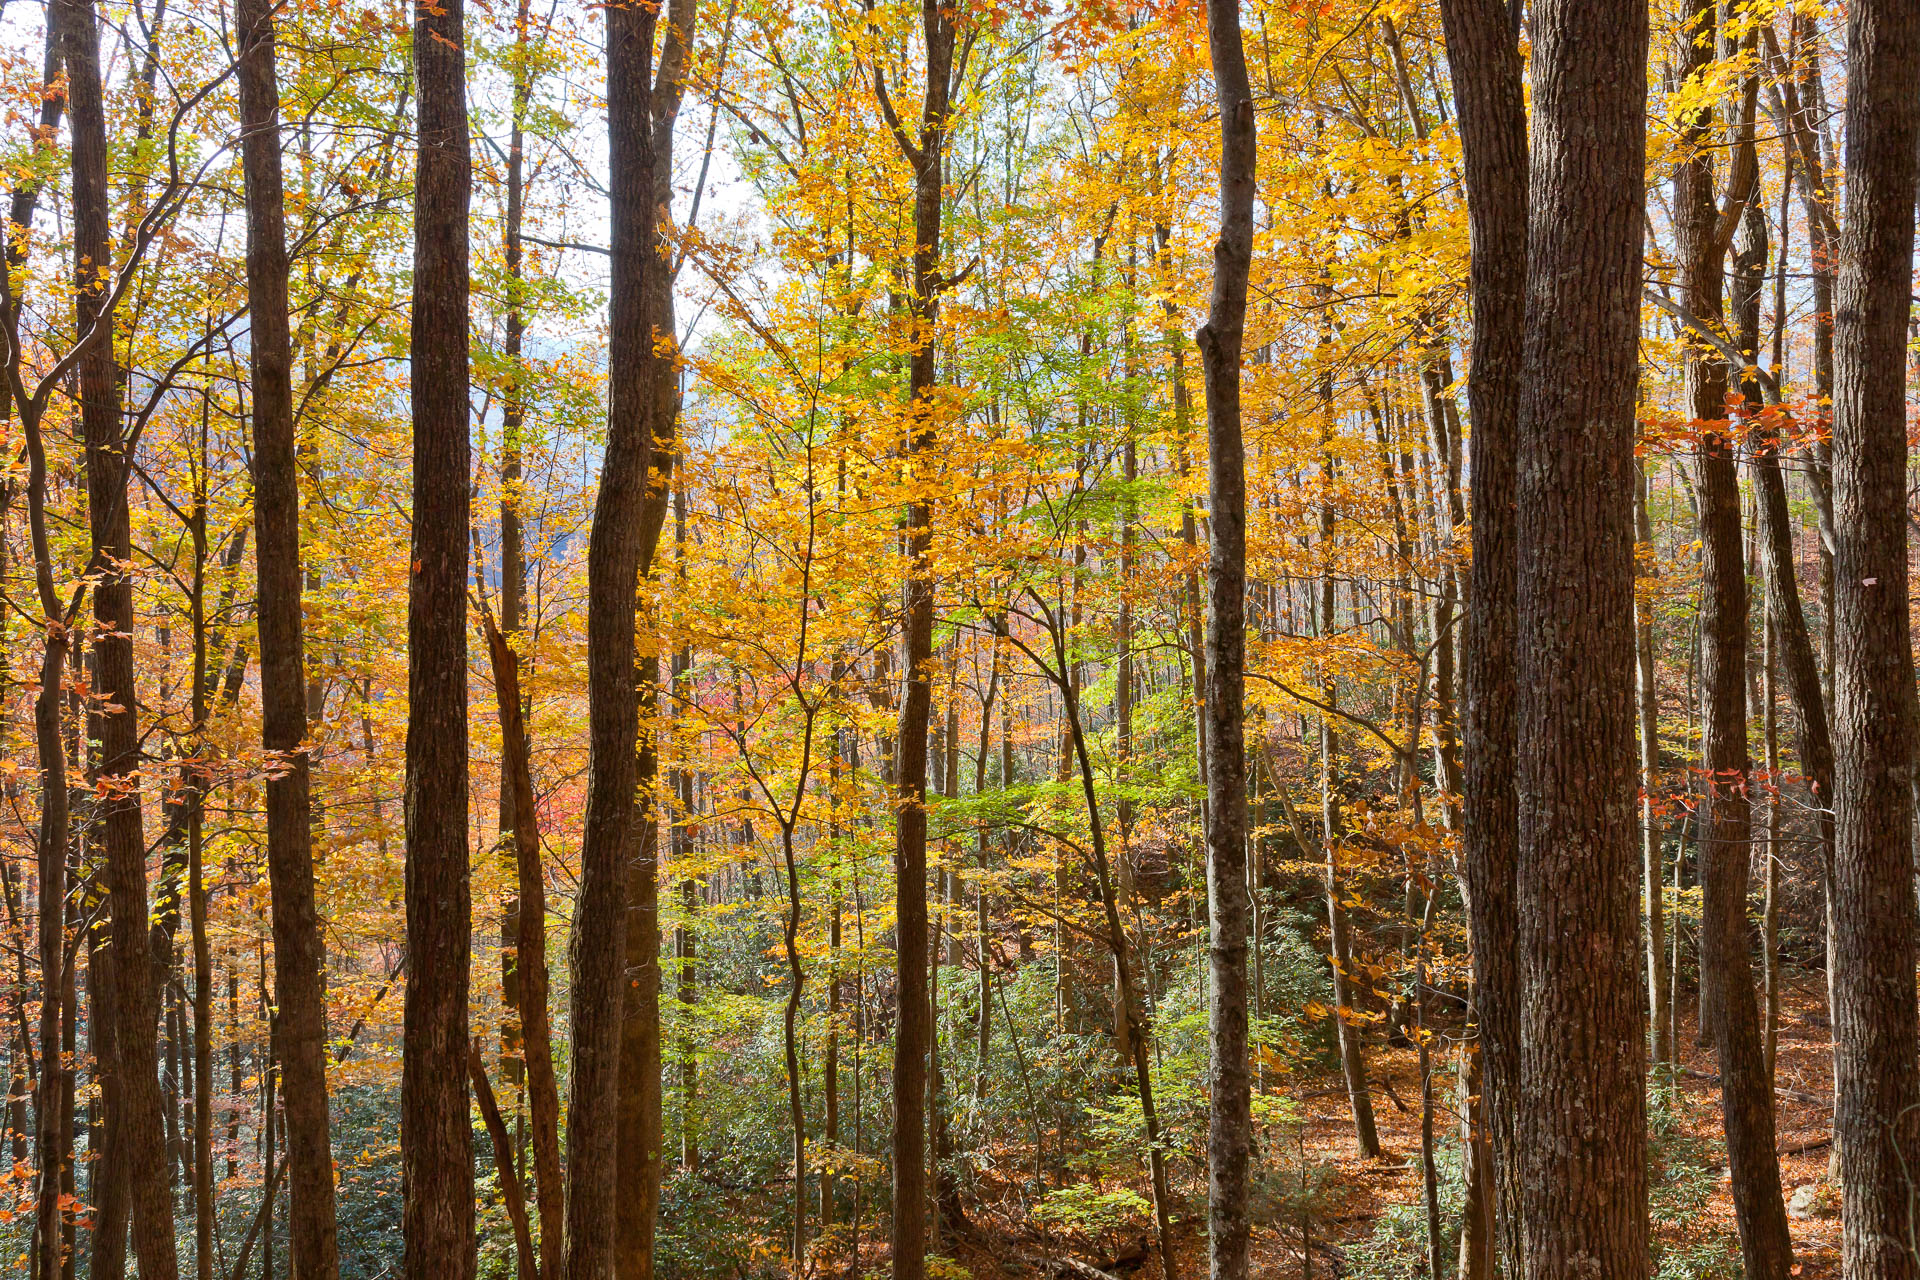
[0,0,1916,1276]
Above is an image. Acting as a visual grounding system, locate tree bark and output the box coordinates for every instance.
[236,0,342,1270]
[65,0,179,1271]
[567,0,659,1267]
[484,617,562,1280]
[612,4,691,1272]
[3,25,69,1280]
[1512,1,1649,1275]
[1434,1,1525,1270]
[1673,13,1793,1275]
[404,0,476,1266]
[1196,0,1253,1271]
[874,8,959,1277]
[1829,4,1920,1276]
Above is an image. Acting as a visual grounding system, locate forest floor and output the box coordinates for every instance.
[929,969,1844,1280]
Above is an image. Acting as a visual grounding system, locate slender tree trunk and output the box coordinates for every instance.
[1320,712,1379,1160]
[1673,15,1792,1272]
[498,0,533,1123]
[484,618,563,1280]
[1512,1,1649,1275]
[877,11,959,1277]
[1197,2,1254,1272]
[1829,5,1920,1276]
[472,1044,538,1280]
[1046,647,1175,1280]
[671,489,700,1178]
[236,0,342,1269]
[1315,421,1379,1162]
[404,0,476,1265]
[1635,467,1669,1074]
[3,32,66,1271]
[1434,1,1525,1269]
[780,816,807,1274]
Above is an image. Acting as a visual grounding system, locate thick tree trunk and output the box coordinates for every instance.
[404,0,475,1266]
[236,0,342,1271]
[612,6,691,1270]
[567,0,660,1269]
[1434,1,1525,1271]
[65,0,178,1272]
[1196,0,1254,1272]
[1829,5,1920,1277]
[1512,1,1649,1275]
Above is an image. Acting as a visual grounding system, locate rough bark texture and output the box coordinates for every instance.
[66,0,180,1272]
[613,8,692,1271]
[1196,0,1254,1270]
[1433,1,1524,1271]
[1512,2,1649,1277]
[568,0,664,1272]
[1829,4,1920,1277]
[1672,13,1792,1275]
[404,0,476,1267]
[236,0,342,1271]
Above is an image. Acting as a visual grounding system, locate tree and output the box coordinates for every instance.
[1512,1,1648,1276]
[1434,0,1524,1269]
[235,0,342,1270]
[65,0,180,1270]
[1828,3,1920,1276]
[403,0,476,1266]
[869,6,965,1276]
[566,0,680,1271]
[1197,0,1254,1266]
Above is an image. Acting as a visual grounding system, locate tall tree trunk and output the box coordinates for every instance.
[65,0,179,1271]
[1196,0,1253,1272]
[568,0,657,1265]
[1673,13,1792,1274]
[236,0,342,1270]
[1434,1,1525,1270]
[6,25,68,1278]
[404,0,475,1266]
[498,0,532,1119]
[613,6,691,1274]
[1829,4,1920,1276]
[573,0,688,1273]
[1512,1,1649,1275]
[874,8,959,1277]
